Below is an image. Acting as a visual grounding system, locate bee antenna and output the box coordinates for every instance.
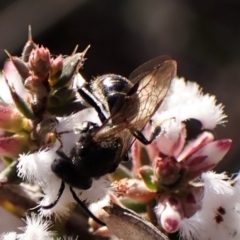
[41,181,65,209]
[69,187,106,226]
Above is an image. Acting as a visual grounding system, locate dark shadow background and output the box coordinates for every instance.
[0,0,240,173]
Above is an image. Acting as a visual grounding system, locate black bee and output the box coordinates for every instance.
[42,56,177,226]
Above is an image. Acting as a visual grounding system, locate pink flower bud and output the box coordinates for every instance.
[10,56,30,80]
[0,105,26,132]
[24,75,48,99]
[0,134,36,158]
[29,47,51,80]
[156,196,183,233]
[153,156,186,187]
[50,55,63,77]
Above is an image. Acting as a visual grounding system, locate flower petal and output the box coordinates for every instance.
[146,119,186,158]
[184,139,232,177]
[2,61,27,104]
[177,131,214,162]
[18,214,53,240]
[155,77,227,129]
[180,172,240,240]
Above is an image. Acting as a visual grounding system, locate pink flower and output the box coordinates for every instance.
[132,120,231,232]
[147,121,231,186]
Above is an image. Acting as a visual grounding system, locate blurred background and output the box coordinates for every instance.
[0,0,239,172]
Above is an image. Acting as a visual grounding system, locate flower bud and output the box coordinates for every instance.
[0,133,37,159]
[24,75,48,99]
[0,105,26,132]
[153,156,186,187]
[50,55,63,77]
[29,46,51,80]
[156,196,183,233]
[49,46,89,89]
[9,56,30,81]
[48,53,84,89]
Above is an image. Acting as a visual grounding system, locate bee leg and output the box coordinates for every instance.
[132,125,161,145]
[41,181,65,209]
[69,187,106,226]
[74,122,99,137]
[78,87,107,123]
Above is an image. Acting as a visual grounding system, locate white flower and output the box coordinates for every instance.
[17,139,109,217]
[79,177,110,204]
[17,108,109,217]
[154,77,227,130]
[130,75,232,236]
[17,142,60,183]
[18,214,53,240]
[0,232,18,240]
[179,172,240,240]
[155,196,183,233]
[56,108,101,154]
[1,215,53,240]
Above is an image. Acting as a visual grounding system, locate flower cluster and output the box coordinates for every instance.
[1,214,53,240]
[0,29,110,238]
[1,214,78,240]
[111,78,236,240]
[0,29,88,163]
[0,29,236,240]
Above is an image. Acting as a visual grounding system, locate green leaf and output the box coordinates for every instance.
[139,166,158,191]
[121,199,147,213]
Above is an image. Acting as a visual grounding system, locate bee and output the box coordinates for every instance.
[42,56,177,226]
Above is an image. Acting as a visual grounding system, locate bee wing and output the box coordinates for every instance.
[129,55,172,81]
[93,57,176,142]
[128,59,176,131]
[116,129,134,159]
[118,59,176,157]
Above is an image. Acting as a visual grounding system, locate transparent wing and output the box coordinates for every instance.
[129,59,176,131]
[129,55,172,81]
[119,59,177,157]
[94,57,176,142]
[117,129,134,159]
